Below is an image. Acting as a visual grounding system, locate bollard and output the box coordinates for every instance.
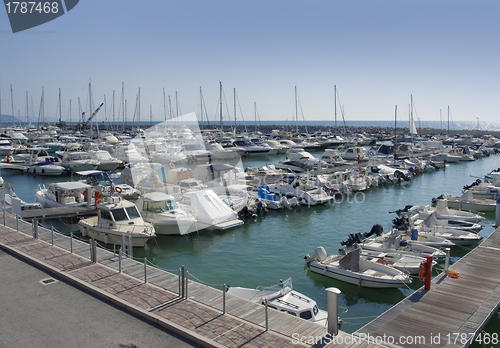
[144,257,147,283]
[185,271,189,299]
[128,234,133,259]
[16,216,19,231]
[264,298,269,332]
[94,239,98,263]
[222,284,226,314]
[444,248,450,276]
[70,232,73,253]
[495,199,500,227]
[425,254,433,291]
[326,287,341,336]
[3,208,5,226]
[119,248,122,273]
[32,218,36,238]
[51,226,54,245]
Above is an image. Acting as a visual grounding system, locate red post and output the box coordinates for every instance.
[94,191,100,207]
[425,254,433,290]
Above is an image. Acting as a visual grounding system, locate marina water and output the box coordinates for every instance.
[2,151,498,333]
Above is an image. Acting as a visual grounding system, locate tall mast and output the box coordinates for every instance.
[58,88,62,125]
[254,101,257,133]
[334,85,337,134]
[447,105,450,136]
[233,87,237,136]
[394,105,397,145]
[295,85,298,133]
[199,86,203,127]
[25,91,29,124]
[112,90,115,132]
[138,87,141,127]
[69,99,72,125]
[10,84,14,126]
[0,77,2,128]
[150,104,152,127]
[163,87,167,122]
[121,82,125,133]
[219,81,223,133]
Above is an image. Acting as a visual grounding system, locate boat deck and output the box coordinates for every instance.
[0,213,386,348]
[355,226,500,348]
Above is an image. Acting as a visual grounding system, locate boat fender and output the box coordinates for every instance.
[376,259,390,265]
[82,226,87,237]
[115,186,123,193]
[418,260,427,281]
[169,162,175,169]
[104,233,109,244]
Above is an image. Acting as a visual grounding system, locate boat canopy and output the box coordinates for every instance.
[50,182,91,191]
[182,189,237,226]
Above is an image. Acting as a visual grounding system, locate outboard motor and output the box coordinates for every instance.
[304,246,328,265]
[366,223,384,237]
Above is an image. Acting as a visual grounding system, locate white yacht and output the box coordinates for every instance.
[135,192,197,235]
[35,182,94,208]
[60,152,100,173]
[227,278,327,324]
[78,196,155,247]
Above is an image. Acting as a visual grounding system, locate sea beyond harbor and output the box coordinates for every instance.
[1,126,499,333]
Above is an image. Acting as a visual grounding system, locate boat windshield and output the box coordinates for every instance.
[299,311,313,320]
[125,206,141,219]
[111,208,128,221]
[144,199,178,213]
[108,173,125,185]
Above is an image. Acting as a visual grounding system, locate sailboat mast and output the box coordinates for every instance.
[219,82,224,134]
[10,84,14,126]
[394,105,397,145]
[233,88,237,136]
[447,105,450,136]
[334,85,337,134]
[295,85,298,133]
[254,101,257,133]
[58,88,62,125]
[164,87,167,122]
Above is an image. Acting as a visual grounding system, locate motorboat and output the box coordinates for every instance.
[226,278,327,324]
[204,142,240,161]
[286,148,329,169]
[78,196,155,247]
[0,182,42,213]
[60,152,100,173]
[178,189,244,230]
[305,247,411,288]
[260,139,287,154]
[232,139,270,156]
[358,229,446,259]
[25,157,65,176]
[181,143,211,163]
[267,174,335,206]
[356,249,431,275]
[428,152,461,163]
[87,150,122,171]
[382,229,455,248]
[319,149,348,166]
[35,182,94,208]
[342,147,365,161]
[435,192,496,212]
[408,200,485,222]
[77,170,141,200]
[135,192,197,235]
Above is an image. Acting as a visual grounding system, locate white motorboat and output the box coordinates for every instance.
[408,200,485,222]
[428,152,461,163]
[437,192,497,212]
[358,249,431,275]
[88,150,122,171]
[77,170,141,200]
[359,230,446,259]
[25,157,65,176]
[135,192,197,235]
[232,139,270,156]
[0,182,42,213]
[305,247,411,288]
[178,189,243,230]
[267,174,335,206]
[204,142,240,161]
[35,182,94,208]
[78,196,155,247]
[226,278,327,324]
[342,147,365,161]
[60,152,99,173]
[181,143,211,163]
[319,149,348,166]
[384,229,455,248]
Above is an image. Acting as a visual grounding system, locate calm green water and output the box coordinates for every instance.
[2,152,498,333]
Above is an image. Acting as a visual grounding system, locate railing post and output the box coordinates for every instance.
[70,232,73,253]
[264,298,269,332]
[181,265,185,298]
[3,208,5,226]
[425,254,433,290]
[119,248,122,273]
[51,226,54,245]
[32,218,37,239]
[16,215,19,231]
[223,284,226,314]
[128,234,133,259]
[178,268,182,297]
[93,239,97,263]
[185,271,189,299]
[444,248,450,276]
[144,257,147,284]
[90,238,94,262]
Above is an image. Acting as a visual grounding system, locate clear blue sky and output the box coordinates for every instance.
[1,0,498,124]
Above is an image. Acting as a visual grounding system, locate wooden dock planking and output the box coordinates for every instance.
[356,227,500,348]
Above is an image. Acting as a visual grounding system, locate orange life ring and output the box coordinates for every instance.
[115,186,123,193]
[169,162,175,169]
[418,260,427,281]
